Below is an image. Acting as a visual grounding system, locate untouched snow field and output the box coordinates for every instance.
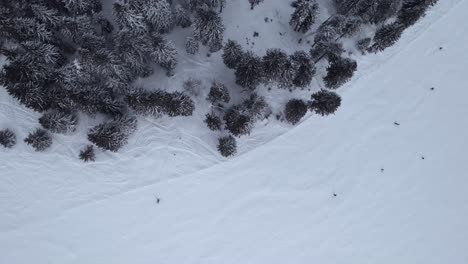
[1,0,468,263]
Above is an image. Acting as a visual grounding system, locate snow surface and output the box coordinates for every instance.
[1,0,468,263]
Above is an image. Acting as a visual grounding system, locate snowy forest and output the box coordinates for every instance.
[0,0,438,161]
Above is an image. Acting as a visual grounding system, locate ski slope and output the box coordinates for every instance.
[1,0,468,263]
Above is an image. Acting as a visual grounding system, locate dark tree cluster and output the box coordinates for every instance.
[368,0,439,53]
[207,81,230,105]
[0,0,199,155]
[223,42,316,91]
[334,0,402,24]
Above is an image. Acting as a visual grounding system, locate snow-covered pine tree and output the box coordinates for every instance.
[163,92,195,117]
[235,51,263,90]
[323,56,357,89]
[194,8,225,52]
[334,0,402,24]
[113,1,147,32]
[149,33,178,77]
[222,40,244,69]
[143,0,175,33]
[87,115,138,152]
[262,49,290,83]
[79,145,96,162]
[24,128,52,151]
[368,23,405,53]
[290,51,315,88]
[310,40,344,62]
[309,89,342,116]
[113,29,152,79]
[223,106,253,136]
[39,109,79,134]
[127,88,194,117]
[397,0,438,28]
[207,81,230,104]
[285,99,308,125]
[0,129,16,148]
[62,0,102,15]
[290,0,319,33]
[204,113,223,131]
[183,77,203,96]
[217,135,237,157]
[249,0,264,10]
[185,36,200,55]
[241,93,271,121]
[175,4,192,28]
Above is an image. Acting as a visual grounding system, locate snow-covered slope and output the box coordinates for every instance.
[1,0,468,263]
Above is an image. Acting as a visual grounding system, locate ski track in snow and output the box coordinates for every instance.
[1,0,468,263]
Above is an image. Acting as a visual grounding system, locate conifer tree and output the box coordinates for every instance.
[323,57,357,89]
[113,1,147,32]
[150,34,178,77]
[175,4,192,28]
[207,81,230,104]
[217,135,237,157]
[88,115,138,152]
[185,36,200,55]
[310,40,344,62]
[144,0,175,33]
[285,99,308,125]
[290,0,319,33]
[334,0,402,24]
[24,128,52,151]
[290,51,315,88]
[224,106,253,136]
[369,23,404,53]
[235,51,263,90]
[241,93,271,121]
[79,145,96,162]
[204,113,223,131]
[262,49,290,83]
[194,8,225,52]
[397,0,438,28]
[309,89,342,116]
[222,40,244,69]
[39,109,79,134]
[0,128,16,148]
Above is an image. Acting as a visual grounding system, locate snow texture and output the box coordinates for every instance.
[1,0,468,263]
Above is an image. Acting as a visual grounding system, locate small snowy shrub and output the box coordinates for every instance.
[0,128,16,148]
[79,145,96,162]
